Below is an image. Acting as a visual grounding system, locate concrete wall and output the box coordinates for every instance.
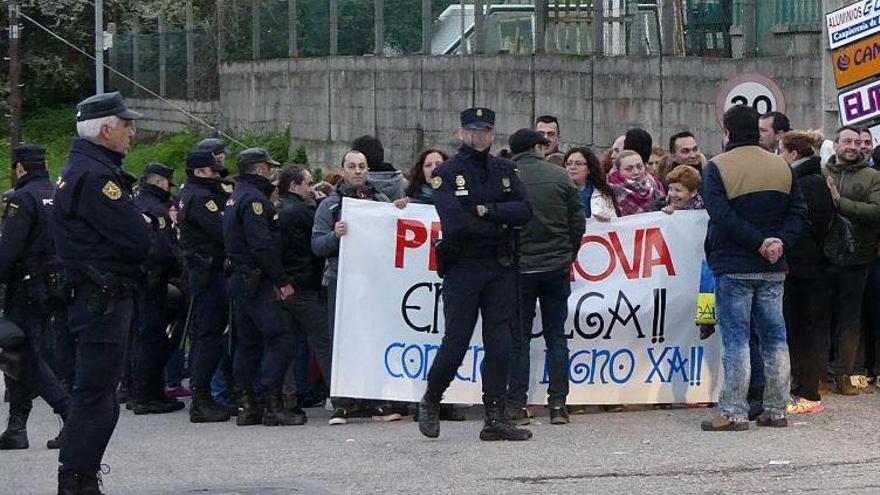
[127,98,220,135]
[129,54,824,169]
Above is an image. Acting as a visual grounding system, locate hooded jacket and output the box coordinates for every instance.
[824,154,880,266]
[787,155,835,278]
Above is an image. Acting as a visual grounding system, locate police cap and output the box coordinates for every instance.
[460,107,495,130]
[197,138,226,155]
[186,149,217,171]
[237,148,280,168]
[508,128,550,154]
[143,162,176,186]
[11,144,46,168]
[76,92,142,122]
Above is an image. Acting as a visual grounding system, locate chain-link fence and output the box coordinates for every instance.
[105,1,822,101]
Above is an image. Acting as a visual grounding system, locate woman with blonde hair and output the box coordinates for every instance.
[778,129,834,415]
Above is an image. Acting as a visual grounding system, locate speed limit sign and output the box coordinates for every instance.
[715,73,786,125]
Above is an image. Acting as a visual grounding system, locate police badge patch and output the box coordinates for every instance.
[5,201,19,218]
[102,181,122,200]
[158,217,167,229]
[455,175,466,188]
[252,202,264,215]
[431,176,443,189]
[502,177,511,191]
[205,200,219,212]
[221,183,234,194]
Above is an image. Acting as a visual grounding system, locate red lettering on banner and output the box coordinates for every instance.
[395,219,427,269]
[573,227,676,282]
[394,218,442,272]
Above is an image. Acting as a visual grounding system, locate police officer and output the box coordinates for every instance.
[224,148,303,427]
[197,138,228,173]
[53,92,151,494]
[129,163,185,415]
[0,144,69,450]
[178,149,233,424]
[418,107,533,441]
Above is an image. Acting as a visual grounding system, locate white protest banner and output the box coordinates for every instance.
[332,199,721,405]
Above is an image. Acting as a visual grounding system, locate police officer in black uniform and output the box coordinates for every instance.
[53,92,151,494]
[0,144,69,450]
[178,149,233,423]
[418,107,533,441]
[129,163,185,415]
[197,138,227,172]
[224,148,303,427]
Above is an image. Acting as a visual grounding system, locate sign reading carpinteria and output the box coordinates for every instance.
[827,0,880,50]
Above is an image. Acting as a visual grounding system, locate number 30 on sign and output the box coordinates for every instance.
[715,73,787,125]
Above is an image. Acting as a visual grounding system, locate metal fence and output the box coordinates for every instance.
[106,0,822,101]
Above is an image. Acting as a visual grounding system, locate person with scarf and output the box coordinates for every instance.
[607,150,666,216]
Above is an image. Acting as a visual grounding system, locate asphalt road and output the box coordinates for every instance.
[2,384,879,495]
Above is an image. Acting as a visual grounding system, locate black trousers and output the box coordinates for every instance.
[829,264,870,376]
[282,288,332,391]
[425,259,515,405]
[4,304,70,416]
[132,281,170,398]
[59,283,133,475]
[784,273,832,401]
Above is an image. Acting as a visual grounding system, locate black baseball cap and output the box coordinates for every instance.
[143,162,176,186]
[76,92,142,122]
[509,129,550,154]
[461,107,495,130]
[237,148,280,168]
[11,144,46,168]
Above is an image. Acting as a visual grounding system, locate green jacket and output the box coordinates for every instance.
[824,156,880,265]
[513,151,586,272]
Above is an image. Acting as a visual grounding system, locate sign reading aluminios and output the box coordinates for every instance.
[838,78,880,126]
[826,0,880,50]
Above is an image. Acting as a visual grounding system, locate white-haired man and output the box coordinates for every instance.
[52,92,150,495]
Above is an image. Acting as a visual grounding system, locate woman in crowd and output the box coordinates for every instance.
[395,149,448,208]
[661,165,704,213]
[607,150,666,216]
[564,147,618,222]
[648,145,667,179]
[778,129,834,414]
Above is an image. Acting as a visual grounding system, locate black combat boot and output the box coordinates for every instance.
[262,390,307,426]
[479,399,532,441]
[78,471,105,495]
[417,395,441,438]
[131,389,180,415]
[236,389,262,426]
[57,471,79,495]
[0,403,31,450]
[47,410,67,450]
[189,386,231,423]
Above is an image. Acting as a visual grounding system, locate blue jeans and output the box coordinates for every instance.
[715,275,790,422]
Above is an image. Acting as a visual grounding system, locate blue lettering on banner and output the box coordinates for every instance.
[384,341,484,383]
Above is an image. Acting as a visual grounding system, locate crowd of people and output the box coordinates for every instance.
[2,91,880,492]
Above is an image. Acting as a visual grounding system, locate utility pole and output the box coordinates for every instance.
[8,0,23,155]
[95,0,104,93]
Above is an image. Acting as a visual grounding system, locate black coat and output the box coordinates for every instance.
[52,139,150,280]
[178,175,231,261]
[0,170,57,283]
[278,192,323,291]
[788,155,835,279]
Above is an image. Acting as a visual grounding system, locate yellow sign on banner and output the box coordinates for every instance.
[832,33,880,89]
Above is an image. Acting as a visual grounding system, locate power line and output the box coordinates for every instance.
[17,10,245,149]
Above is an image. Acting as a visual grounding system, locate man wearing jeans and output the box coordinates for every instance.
[701,105,806,431]
[505,129,585,425]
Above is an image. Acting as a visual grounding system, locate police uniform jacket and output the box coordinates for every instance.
[223,173,285,287]
[0,169,57,284]
[431,145,532,253]
[135,184,177,274]
[52,138,150,280]
[178,175,231,262]
[278,191,323,291]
